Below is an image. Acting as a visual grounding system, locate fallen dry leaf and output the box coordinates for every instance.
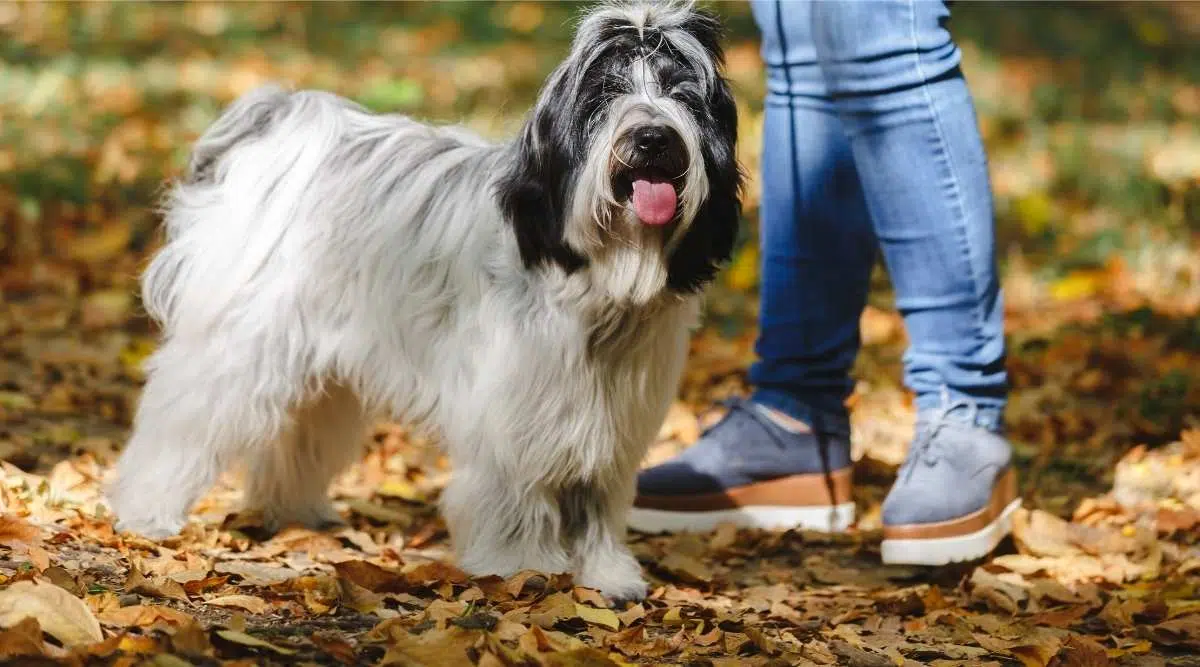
[204,594,271,615]
[98,605,196,629]
[575,603,620,631]
[125,568,189,602]
[215,629,298,656]
[0,580,103,647]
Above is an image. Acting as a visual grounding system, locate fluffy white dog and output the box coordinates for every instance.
[107,0,742,600]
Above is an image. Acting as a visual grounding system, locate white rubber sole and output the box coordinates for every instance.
[880,498,1022,566]
[626,502,856,534]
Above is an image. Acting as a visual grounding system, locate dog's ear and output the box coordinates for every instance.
[495,99,587,274]
[667,66,743,294]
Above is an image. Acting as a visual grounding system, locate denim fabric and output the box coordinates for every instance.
[747,0,1008,431]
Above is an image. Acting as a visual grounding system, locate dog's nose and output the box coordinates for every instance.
[632,127,671,156]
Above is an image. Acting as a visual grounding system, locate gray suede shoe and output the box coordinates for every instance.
[880,393,1021,566]
[629,398,855,534]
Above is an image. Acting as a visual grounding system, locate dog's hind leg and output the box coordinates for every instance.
[242,382,368,531]
[441,468,572,579]
[108,340,293,538]
[561,478,648,602]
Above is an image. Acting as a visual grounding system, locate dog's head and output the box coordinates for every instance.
[496,0,742,304]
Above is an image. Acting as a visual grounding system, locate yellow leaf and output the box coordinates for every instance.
[1136,19,1168,46]
[0,580,104,647]
[725,244,758,292]
[662,607,684,625]
[65,223,132,263]
[1014,193,1054,237]
[119,338,157,381]
[117,634,160,653]
[574,603,619,631]
[376,479,424,502]
[1050,271,1103,301]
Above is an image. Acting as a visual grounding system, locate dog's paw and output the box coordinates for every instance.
[585,575,649,604]
[577,560,648,603]
[114,516,187,540]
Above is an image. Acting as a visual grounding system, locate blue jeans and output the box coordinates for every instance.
[747,0,1008,431]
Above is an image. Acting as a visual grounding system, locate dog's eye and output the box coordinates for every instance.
[668,85,704,113]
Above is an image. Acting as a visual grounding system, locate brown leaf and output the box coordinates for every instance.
[1058,635,1111,667]
[1146,614,1200,650]
[828,639,893,667]
[405,560,471,587]
[97,604,196,629]
[528,592,578,629]
[333,559,407,593]
[573,586,609,608]
[337,575,383,614]
[505,570,550,598]
[125,568,189,602]
[170,620,215,657]
[539,647,624,666]
[1009,634,1064,667]
[182,574,229,596]
[1012,509,1079,558]
[695,625,723,646]
[0,617,48,659]
[616,603,645,627]
[312,633,359,665]
[659,551,713,583]
[0,514,42,544]
[215,629,298,656]
[743,626,779,655]
[214,561,300,586]
[968,567,1027,614]
[0,580,103,647]
[1028,604,1091,628]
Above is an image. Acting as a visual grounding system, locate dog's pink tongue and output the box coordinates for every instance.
[632,178,677,226]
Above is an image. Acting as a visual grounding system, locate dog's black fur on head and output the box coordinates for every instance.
[496,1,743,295]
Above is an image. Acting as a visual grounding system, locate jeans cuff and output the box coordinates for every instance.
[750,388,851,438]
[914,391,1006,433]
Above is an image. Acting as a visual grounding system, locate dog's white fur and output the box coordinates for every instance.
[107,1,731,600]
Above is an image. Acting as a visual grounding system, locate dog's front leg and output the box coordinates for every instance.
[441,465,573,579]
[561,476,648,602]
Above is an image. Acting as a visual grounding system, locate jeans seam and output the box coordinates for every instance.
[906,0,987,342]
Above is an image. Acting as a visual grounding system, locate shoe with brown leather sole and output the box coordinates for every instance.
[628,466,855,534]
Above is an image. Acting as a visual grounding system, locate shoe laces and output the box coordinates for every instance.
[905,387,979,474]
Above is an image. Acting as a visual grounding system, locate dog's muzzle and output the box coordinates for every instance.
[614,124,687,227]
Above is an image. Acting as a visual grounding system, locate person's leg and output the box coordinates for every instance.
[628,0,875,535]
[810,0,1017,564]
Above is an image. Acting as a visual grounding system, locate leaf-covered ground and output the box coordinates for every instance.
[1,3,1198,666]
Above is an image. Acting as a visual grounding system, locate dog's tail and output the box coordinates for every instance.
[143,83,347,334]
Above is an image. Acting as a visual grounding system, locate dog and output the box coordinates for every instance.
[107,0,741,600]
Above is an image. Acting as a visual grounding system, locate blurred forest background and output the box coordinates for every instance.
[0,3,1198,665]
